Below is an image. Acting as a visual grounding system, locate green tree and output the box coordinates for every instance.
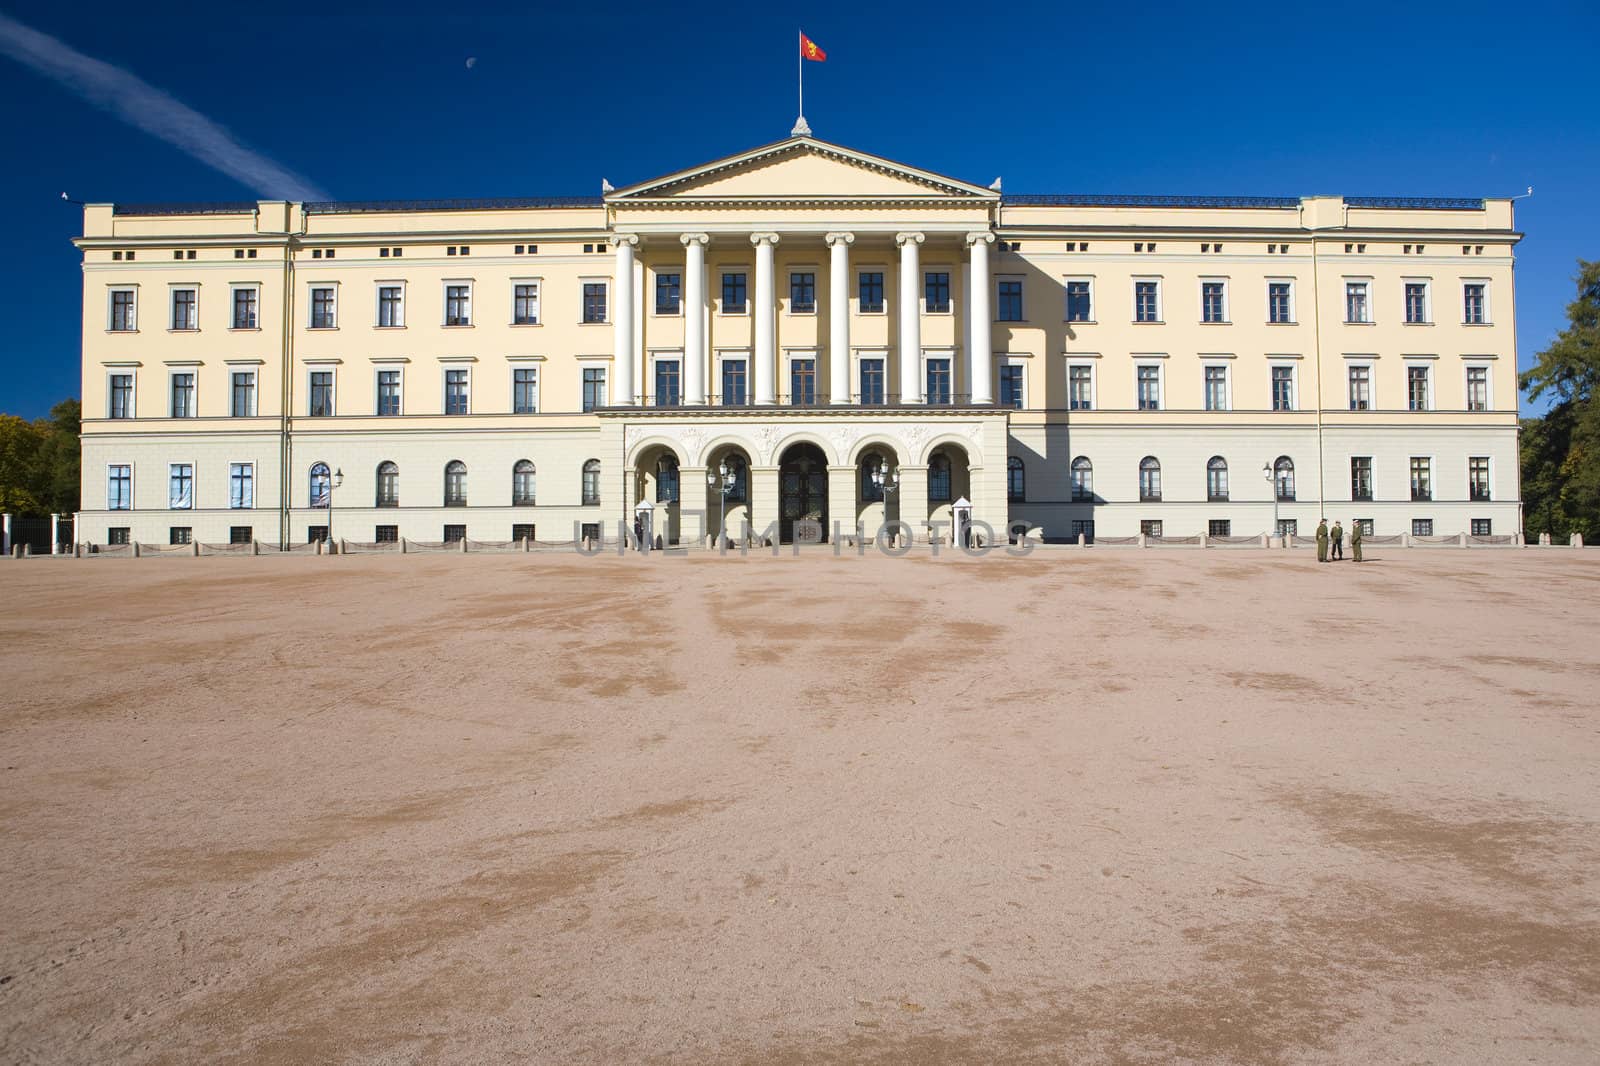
[0,414,46,514]
[0,400,81,517]
[1520,259,1600,541]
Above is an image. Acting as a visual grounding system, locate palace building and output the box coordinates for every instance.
[74,135,1523,547]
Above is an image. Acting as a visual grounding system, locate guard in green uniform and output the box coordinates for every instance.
[1351,520,1363,562]
[1330,521,1344,560]
[1316,518,1329,562]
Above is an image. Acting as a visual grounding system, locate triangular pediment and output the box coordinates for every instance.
[608,138,999,203]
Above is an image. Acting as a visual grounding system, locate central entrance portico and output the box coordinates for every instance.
[779,443,829,543]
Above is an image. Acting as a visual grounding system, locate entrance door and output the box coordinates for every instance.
[779,443,829,543]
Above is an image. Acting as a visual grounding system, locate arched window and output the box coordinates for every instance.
[513,460,536,506]
[860,450,886,502]
[656,455,679,503]
[1274,456,1296,501]
[376,461,399,507]
[722,454,748,503]
[309,462,330,508]
[1070,456,1093,501]
[444,460,467,507]
[1007,456,1025,502]
[582,459,601,506]
[1207,456,1229,501]
[928,454,952,502]
[1139,456,1162,501]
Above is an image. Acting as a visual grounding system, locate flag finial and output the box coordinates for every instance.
[791,115,812,137]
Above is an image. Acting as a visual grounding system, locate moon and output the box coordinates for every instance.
[465,57,477,69]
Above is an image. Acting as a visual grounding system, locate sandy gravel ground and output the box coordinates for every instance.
[1,546,1598,1065]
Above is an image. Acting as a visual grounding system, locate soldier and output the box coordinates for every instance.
[1316,518,1329,562]
[1330,520,1344,561]
[1351,519,1364,562]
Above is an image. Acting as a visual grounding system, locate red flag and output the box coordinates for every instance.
[800,33,826,62]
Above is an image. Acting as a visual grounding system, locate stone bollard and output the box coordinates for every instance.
[1459,531,1467,547]
[1261,533,1269,548]
[133,542,141,558]
[1403,533,1412,548]
[1200,533,1209,548]
[1574,533,1585,548]
[1540,532,1551,546]
[522,536,530,553]
[252,539,260,556]
[1138,533,1147,548]
[1078,533,1086,547]
[460,536,469,553]
[192,540,200,557]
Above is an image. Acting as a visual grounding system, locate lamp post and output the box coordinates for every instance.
[707,460,736,549]
[1263,462,1277,545]
[329,467,344,551]
[872,459,901,544]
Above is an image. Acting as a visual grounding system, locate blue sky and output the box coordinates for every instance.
[1,0,1596,420]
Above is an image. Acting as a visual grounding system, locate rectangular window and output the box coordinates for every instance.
[1466,366,1489,411]
[1065,280,1093,322]
[997,279,1023,322]
[1345,281,1370,323]
[1208,520,1231,537]
[925,358,952,405]
[999,364,1024,409]
[228,371,254,417]
[859,357,885,405]
[722,273,748,314]
[1354,519,1374,536]
[1412,518,1434,537]
[1070,519,1095,544]
[1408,365,1431,411]
[1201,281,1226,323]
[514,282,541,325]
[1137,365,1161,410]
[858,271,884,313]
[790,358,817,405]
[445,284,471,326]
[721,359,747,405]
[510,523,535,543]
[172,288,197,330]
[1348,365,1371,411]
[169,463,194,509]
[1276,518,1298,537]
[582,367,607,412]
[655,359,681,407]
[309,371,334,417]
[1271,365,1295,411]
[655,273,681,316]
[1464,283,1486,324]
[1069,365,1093,410]
[1268,282,1292,323]
[378,285,405,327]
[110,289,136,331]
[443,525,467,544]
[1471,518,1492,536]
[170,527,193,546]
[307,526,329,544]
[110,373,134,418]
[107,464,131,510]
[232,287,258,329]
[375,525,399,543]
[229,526,253,544]
[1135,280,1160,322]
[791,272,817,314]
[1405,282,1428,324]
[1469,456,1491,501]
[170,373,195,418]
[513,367,539,414]
[310,286,336,328]
[1204,365,1228,411]
[377,369,401,415]
[1141,520,1164,538]
[445,369,470,414]
[923,272,950,314]
[582,282,607,323]
[229,462,253,509]
[1351,456,1373,501]
[1410,456,1432,501]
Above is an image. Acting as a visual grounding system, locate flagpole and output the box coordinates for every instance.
[797,28,803,125]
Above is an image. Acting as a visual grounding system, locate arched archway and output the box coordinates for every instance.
[778,442,829,544]
[633,443,686,545]
[704,443,752,547]
[925,442,972,537]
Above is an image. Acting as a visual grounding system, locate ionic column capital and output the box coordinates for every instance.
[825,232,855,247]
[750,232,781,247]
[895,232,925,247]
[966,231,996,247]
[613,233,639,248]
[680,232,710,248]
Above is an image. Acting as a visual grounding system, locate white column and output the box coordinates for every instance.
[826,232,854,405]
[752,233,779,405]
[967,232,995,404]
[612,235,638,404]
[897,232,924,403]
[681,233,708,404]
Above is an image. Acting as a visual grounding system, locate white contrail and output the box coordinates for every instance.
[0,13,331,202]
